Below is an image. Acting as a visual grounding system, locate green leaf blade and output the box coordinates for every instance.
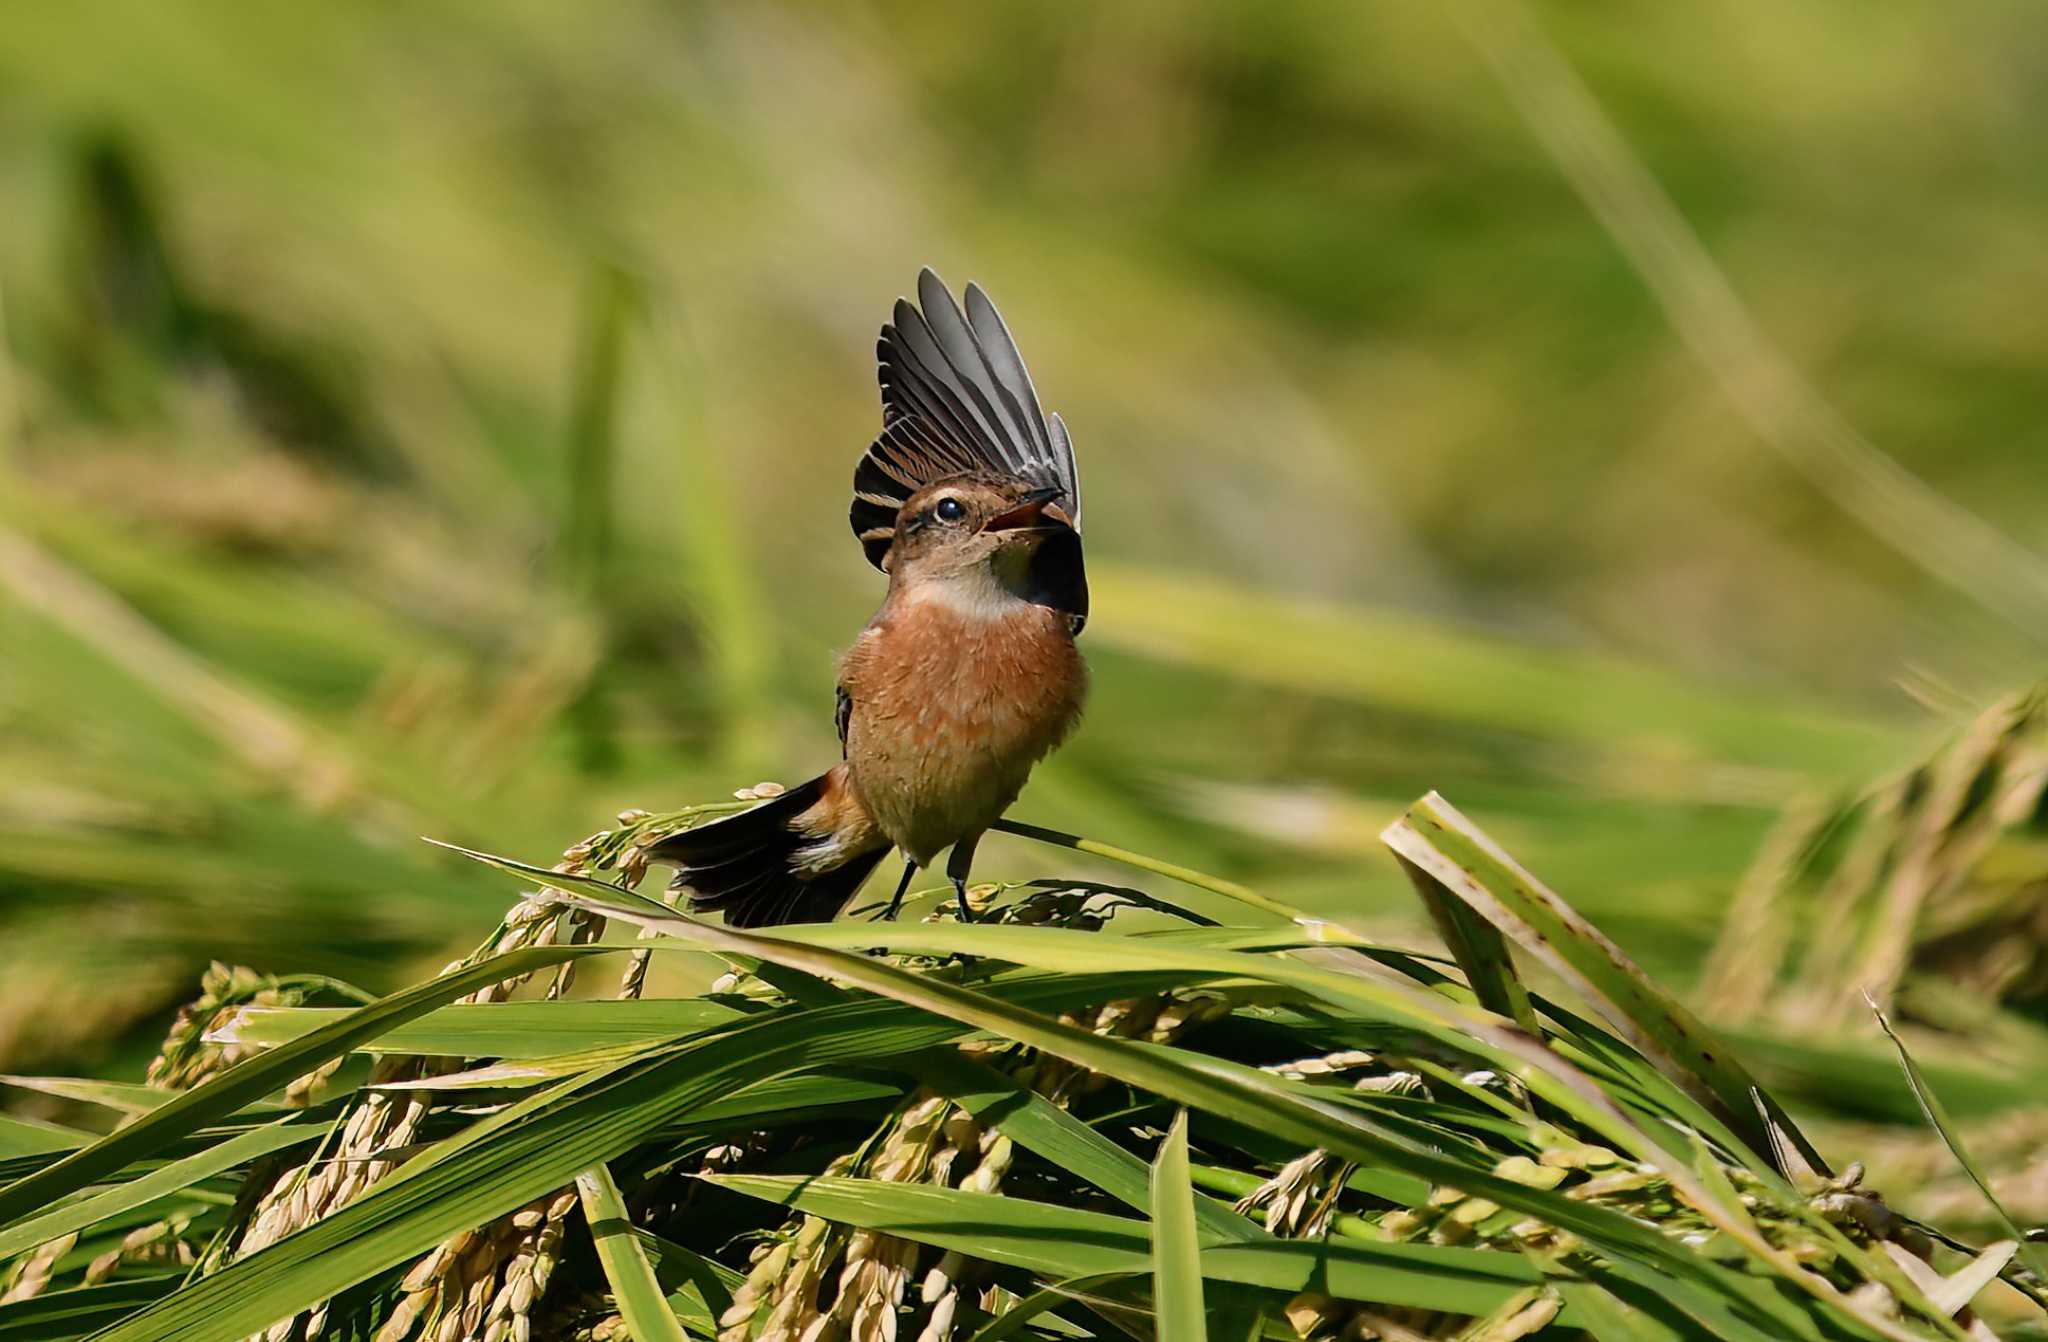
[0,946,602,1233]
[577,1163,688,1342]
[1148,1111,1207,1342]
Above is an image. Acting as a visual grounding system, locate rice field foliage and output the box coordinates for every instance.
[0,796,2038,1342]
[2,0,2038,1077]
[0,4,2045,1337]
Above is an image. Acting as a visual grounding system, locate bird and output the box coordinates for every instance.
[648,268,1088,928]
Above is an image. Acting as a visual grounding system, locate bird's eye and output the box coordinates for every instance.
[934,497,966,523]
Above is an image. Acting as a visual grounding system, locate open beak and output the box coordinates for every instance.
[983,486,1064,533]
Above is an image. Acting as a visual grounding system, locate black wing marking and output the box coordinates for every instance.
[1027,527,1089,636]
[835,684,852,756]
[648,778,888,928]
[851,268,1082,571]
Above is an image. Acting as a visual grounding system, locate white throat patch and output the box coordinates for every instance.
[911,567,1031,622]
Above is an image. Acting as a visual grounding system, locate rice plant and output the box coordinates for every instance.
[0,788,2037,1342]
[1703,688,2048,1037]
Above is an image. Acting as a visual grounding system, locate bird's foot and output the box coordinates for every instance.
[874,857,917,922]
[951,877,976,925]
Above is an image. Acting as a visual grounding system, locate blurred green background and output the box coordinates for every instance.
[0,0,2043,1100]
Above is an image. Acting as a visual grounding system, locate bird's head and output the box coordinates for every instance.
[883,473,1085,626]
[887,473,1072,578]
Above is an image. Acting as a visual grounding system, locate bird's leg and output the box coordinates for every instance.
[879,855,917,922]
[946,835,982,925]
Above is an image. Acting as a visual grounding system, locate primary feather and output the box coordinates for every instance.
[851,269,1081,570]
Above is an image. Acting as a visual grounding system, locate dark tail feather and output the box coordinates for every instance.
[647,773,888,928]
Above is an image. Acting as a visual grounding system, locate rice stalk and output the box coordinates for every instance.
[1704,689,2048,1035]
[148,962,361,1102]
[0,1230,76,1304]
[225,848,614,1342]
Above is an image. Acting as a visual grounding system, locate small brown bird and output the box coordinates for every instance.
[650,269,1087,926]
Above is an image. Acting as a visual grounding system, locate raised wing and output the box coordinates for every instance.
[850,268,1081,570]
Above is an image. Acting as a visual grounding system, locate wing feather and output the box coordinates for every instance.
[852,268,1081,569]
[910,271,1025,476]
[965,282,1060,468]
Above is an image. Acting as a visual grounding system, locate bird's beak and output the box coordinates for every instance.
[983,487,1064,533]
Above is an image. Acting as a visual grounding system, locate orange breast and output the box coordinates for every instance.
[837,597,1086,865]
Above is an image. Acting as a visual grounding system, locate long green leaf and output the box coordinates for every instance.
[1392,854,1540,1036]
[1550,1277,1684,1342]
[576,1163,687,1342]
[966,1272,1139,1342]
[0,1121,315,1260]
[1870,997,2048,1279]
[1585,1255,1813,1342]
[0,1117,86,1161]
[917,1051,1262,1243]
[990,819,1297,921]
[710,1174,1551,1317]
[209,1000,750,1059]
[1149,1111,1206,1341]
[0,1279,177,1341]
[641,1233,740,1338]
[0,945,605,1229]
[370,1043,680,1092]
[1383,793,1790,1164]
[0,1079,254,1119]
[497,845,1971,1341]
[1520,995,1946,1325]
[1086,562,1896,776]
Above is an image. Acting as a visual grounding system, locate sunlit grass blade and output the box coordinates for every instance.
[0,1116,86,1160]
[0,1119,314,1260]
[1135,925,1377,952]
[209,999,751,1058]
[577,1162,688,1342]
[1384,791,1801,1168]
[370,1043,681,1092]
[0,945,606,1228]
[1088,562,1900,778]
[1869,994,2048,1279]
[1384,822,1960,1333]
[967,1271,1140,1342]
[0,1077,279,1118]
[1550,1274,1688,1342]
[641,1233,740,1337]
[1457,1286,1559,1340]
[919,1050,1263,1242]
[0,1277,179,1341]
[708,1174,1552,1317]
[1926,1241,2017,1318]
[990,818,1299,921]
[1393,852,1540,1035]
[1148,1110,1207,1341]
